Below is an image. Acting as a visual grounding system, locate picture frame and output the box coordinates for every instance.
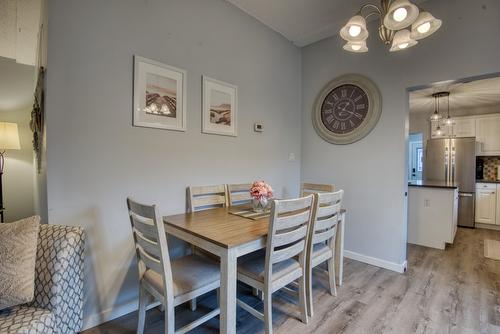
[202,76,238,137]
[133,55,187,131]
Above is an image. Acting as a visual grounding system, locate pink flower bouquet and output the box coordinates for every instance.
[250,181,273,213]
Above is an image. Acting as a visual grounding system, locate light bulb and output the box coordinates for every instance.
[436,126,442,136]
[398,42,409,49]
[348,25,361,37]
[417,22,431,34]
[445,117,452,125]
[393,7,408,22]
[351,44,362,51]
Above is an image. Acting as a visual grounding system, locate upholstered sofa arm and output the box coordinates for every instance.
[28,224,85,333]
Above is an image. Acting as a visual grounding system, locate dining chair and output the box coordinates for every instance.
[127,198,221,334]
[236,195,315,334]
[305,190,343,317]
[227,183,253,206]
[186,184,227,310]
[300,182,334,196]
[187,184,228,212]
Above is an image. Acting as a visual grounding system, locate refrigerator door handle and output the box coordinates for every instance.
[444,145,449,183]
[459,193,473,197]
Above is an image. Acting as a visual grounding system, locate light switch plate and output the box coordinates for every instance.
[288,153,296,161]
[254,122,263,132]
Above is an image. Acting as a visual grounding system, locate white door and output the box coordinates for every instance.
[409,142,423,181]
[476,116,500,155]
[476,188,496,224]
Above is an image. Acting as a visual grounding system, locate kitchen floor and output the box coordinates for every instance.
[83,227,500,334]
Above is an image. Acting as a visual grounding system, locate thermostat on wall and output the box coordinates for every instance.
[254,122,263,132]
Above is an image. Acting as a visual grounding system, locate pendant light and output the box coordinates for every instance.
[430,93,442,121]
[383,0,420,30]
[410,11,442,40]
[389,29,417,52]
[443,92,452,125]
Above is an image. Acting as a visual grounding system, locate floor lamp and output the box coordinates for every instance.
[0,122,21,223]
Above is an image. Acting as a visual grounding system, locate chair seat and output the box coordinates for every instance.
[0,306,55,334]
[143,254,220,297]
[311,243,333,267]
[237,254,301,284]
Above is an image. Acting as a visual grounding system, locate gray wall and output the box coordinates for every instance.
[0,57,35,222]
[301,0,500,267]
[46,0,301,328]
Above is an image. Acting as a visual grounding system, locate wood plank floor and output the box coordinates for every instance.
[82,227,500,334]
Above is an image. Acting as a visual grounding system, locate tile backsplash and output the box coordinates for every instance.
[480,156,500,180]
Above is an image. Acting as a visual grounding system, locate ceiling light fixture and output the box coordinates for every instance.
[340,0,441,53]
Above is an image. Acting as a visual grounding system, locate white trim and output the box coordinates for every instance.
[476,223,500,231]
[344,250,407,273]
[83,300,160,331]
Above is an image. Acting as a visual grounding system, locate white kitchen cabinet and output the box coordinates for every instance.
[430,120,452,139]
[476,115,500,155]
[475,183,497,225]
[452,118,476,137]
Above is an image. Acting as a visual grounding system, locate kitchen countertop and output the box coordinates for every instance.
[408,180,459,189]
[476,179,500,184]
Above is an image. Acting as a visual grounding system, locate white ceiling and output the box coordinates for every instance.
[226,0,429,47]
[226,0,373,47]
[410,76,500,115]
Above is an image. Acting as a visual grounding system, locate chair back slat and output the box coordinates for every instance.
[135,232,162,258]
[315,215,338,231]
[273,224,308,248]
[130,214,158,240]
[271,240,306,264]
[312,227,336,245]
[127,198,174,301]
[227,183,253,206]
[275,210,310,230]
[264,195,314,281]
[137,245,163,274]
[317,201,341,218]
[300,183,334,197]
[188,184,227,212]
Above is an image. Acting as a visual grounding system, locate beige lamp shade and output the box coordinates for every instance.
[340,15,369,42]
[0,122,21,150]
[383,0,419,30]
[410,11,442,40]
[343,41,368,53]
[389,29,418,52]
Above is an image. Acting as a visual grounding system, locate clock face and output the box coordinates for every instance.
[320,84,369,134]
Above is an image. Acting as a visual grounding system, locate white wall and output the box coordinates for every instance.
[301,0,500,268]
[46,0,301,328]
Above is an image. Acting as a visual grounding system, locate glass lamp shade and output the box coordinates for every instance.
[410,11,442,40]
[343,41,368,53]
[340,15,369,42]
[0,122,20,150]
[389,29,418,52]
[383,0,420,30]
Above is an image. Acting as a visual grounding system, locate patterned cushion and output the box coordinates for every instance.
[0,306,54,334]
[0,224,85,334]
[0,216,40,310]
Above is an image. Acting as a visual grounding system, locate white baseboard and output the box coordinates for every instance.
[83,300,160,331]
[476,223,500,231]
[344,250,407,273]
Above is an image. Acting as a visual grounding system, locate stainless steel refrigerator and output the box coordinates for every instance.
[424,137,476,227]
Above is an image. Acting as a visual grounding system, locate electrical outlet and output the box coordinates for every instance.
[424,199,430,207]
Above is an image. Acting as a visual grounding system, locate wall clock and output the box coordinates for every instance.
[312,74,382,145]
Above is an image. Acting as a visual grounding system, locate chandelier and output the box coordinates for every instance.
[430,91,450,136]
[340,0,442,52]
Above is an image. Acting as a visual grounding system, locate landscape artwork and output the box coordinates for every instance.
[209,89,232,126]
[145,73,177,118]
[202,76,237,136]
[133,56,186,131]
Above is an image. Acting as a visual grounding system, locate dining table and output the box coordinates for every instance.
[163,205,346,334]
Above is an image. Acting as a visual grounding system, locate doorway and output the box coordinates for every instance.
[408,133,423,181]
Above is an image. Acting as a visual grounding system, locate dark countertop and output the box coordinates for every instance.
[477,179,500,184]
[408,180,459,189]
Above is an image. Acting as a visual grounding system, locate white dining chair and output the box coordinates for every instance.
[305,190,343,317]
[236,195,315,334]
[300,182,334,197]
[127,198,221,334]
[227,183,253,206]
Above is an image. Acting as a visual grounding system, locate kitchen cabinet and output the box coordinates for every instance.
[476,115,500,155]
[452,118,476,137]
[497,185,500,225]
[475,183,497,225]
[430,118,475,139]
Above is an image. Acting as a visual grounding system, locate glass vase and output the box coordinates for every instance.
[252,197,268,213]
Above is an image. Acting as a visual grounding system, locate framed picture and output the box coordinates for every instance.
[133,56,186,131]
[202,76,237,137]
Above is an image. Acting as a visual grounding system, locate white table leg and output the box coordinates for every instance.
[335,212,345,286]
[220,248,237,334]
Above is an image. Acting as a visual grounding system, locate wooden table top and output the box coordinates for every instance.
[163,206,269,249]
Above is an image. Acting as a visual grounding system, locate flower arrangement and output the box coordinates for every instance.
[250,181,273,213]
[250,181,273,200]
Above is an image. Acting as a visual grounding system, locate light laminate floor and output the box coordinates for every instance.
[83,227,500,334]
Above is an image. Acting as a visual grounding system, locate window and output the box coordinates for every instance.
[417,148,423,172]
